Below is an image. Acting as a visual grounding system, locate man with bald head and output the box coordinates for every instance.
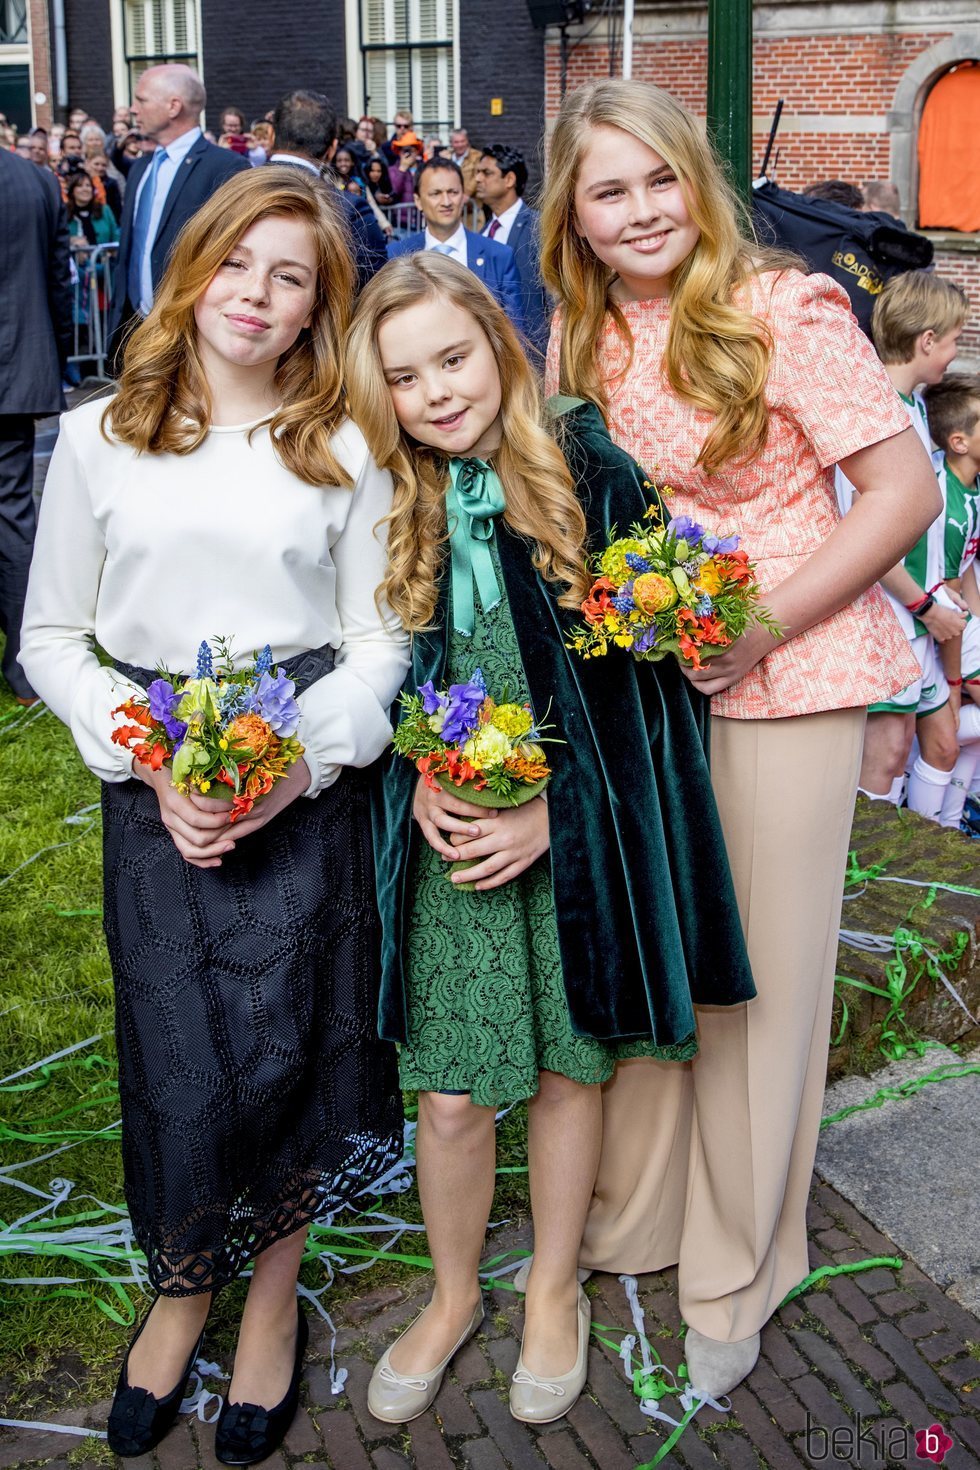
[109,63,249,365]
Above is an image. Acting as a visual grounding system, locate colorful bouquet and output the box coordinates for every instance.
[392,669,552,887]
[110,638,305,822]
[570,513,779,669]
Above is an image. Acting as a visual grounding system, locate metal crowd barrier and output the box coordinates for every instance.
[379,199,486,239]
[67,242,119,381]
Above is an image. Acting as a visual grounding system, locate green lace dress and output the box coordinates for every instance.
[398,533,697,1108]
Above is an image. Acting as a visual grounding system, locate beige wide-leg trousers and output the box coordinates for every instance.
[580,707,867,1342]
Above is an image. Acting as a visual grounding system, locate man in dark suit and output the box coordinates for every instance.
[0,150,71,702]
[475,145,553,365]
[267,89,387,290]
[387,159,524,334]
[108,63,249,363]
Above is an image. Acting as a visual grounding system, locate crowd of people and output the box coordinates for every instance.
[1,61,976,1470]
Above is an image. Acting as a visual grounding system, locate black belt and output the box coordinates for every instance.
[111,642,337,697]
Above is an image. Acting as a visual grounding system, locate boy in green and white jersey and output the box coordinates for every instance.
[922,375,980,827]
[837,271,971,819]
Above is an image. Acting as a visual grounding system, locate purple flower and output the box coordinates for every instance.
[147,678,188,743]
[418,680,447,716]
[441,670,487,744]
[715,534,740,554]
[667,516,706,547]
[247,670,301,737]
[633,627,660,653]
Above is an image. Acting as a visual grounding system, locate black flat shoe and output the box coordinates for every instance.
[214,1303,309,1466]
[107,1301,207,1457]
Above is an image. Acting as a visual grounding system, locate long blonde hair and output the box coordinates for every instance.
[345,253,589,632]
[105,167,356,487]
[540,79,789,475]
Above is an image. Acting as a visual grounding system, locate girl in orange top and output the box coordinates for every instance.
[539,79,938,1398]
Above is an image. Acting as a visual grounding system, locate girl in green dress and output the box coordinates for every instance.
[344,252,755,1426]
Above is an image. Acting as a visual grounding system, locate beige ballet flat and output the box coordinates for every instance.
[512,1256,591,1293]
[509,1286,591,1424]
[684,1326,760,1396]
[367,1299,484,1424]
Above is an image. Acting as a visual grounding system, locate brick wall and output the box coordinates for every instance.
[935,246,980,363]
[460,0,546,190]
[544,27,955,191]
[64,0,113,127]
[200,4,348,137]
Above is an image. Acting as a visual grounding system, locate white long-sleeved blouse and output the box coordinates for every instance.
[19,397,410,795]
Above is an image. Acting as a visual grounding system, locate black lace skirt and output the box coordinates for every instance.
[101,647,403,1296]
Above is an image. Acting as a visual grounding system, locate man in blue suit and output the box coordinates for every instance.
[108,63,249,365]
[475,145,553,366]
[387,159,524,335]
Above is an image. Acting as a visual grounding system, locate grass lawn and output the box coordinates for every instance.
[0,658,531,1418]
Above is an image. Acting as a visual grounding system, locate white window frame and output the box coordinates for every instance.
[346,0,459,133]
[109,0,203,110]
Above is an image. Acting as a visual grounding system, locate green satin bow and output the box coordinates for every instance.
[446,457,506,636]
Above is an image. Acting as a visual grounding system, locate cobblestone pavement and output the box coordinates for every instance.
[2,1176,979,1470]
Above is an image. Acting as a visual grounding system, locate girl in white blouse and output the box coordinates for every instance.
[20,167,409,1467]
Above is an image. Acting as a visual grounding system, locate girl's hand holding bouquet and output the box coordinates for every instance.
[394,668,555,891]
[110,639,308,869]
[570,511,781,691]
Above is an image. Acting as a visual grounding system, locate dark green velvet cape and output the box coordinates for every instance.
[373,400,755,1046]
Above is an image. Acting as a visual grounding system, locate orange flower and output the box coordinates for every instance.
[225,713,275,759]
[111,699,152,728]
[582,576,617,626]
[716,549,751,586]
[111,723,149,749]
[696,613,731,648]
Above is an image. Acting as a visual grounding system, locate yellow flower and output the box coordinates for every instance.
[696,560,724,596]
[218,738,229,750]
[200,779,211,793]
[600,538,645,584]
[614,632,634,647]
[493,703,533,738]
[463,725,512,768]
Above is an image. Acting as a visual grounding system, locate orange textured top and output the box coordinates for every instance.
[546,269,921,720]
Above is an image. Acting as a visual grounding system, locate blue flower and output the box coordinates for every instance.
[254,644,273,676]
[147,678,188,742]
[667,516,705,547]
[612,593,636,615]
[696,594,714,616]
[196,640,214,678]
[624,552,652,575]
[247,670,301,737]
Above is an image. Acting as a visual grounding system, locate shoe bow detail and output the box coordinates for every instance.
[378,1363,431,1391]
[511,1368,566,1396]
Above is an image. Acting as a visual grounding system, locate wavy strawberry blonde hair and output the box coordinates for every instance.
[540,79,793,476]
[345,252,589,633]
[104,166,356,487]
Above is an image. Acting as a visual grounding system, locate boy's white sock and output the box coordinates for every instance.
[940,746,980,828]
[889,774,906,804]
[857,786,897,803]
[907,757,954,823]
